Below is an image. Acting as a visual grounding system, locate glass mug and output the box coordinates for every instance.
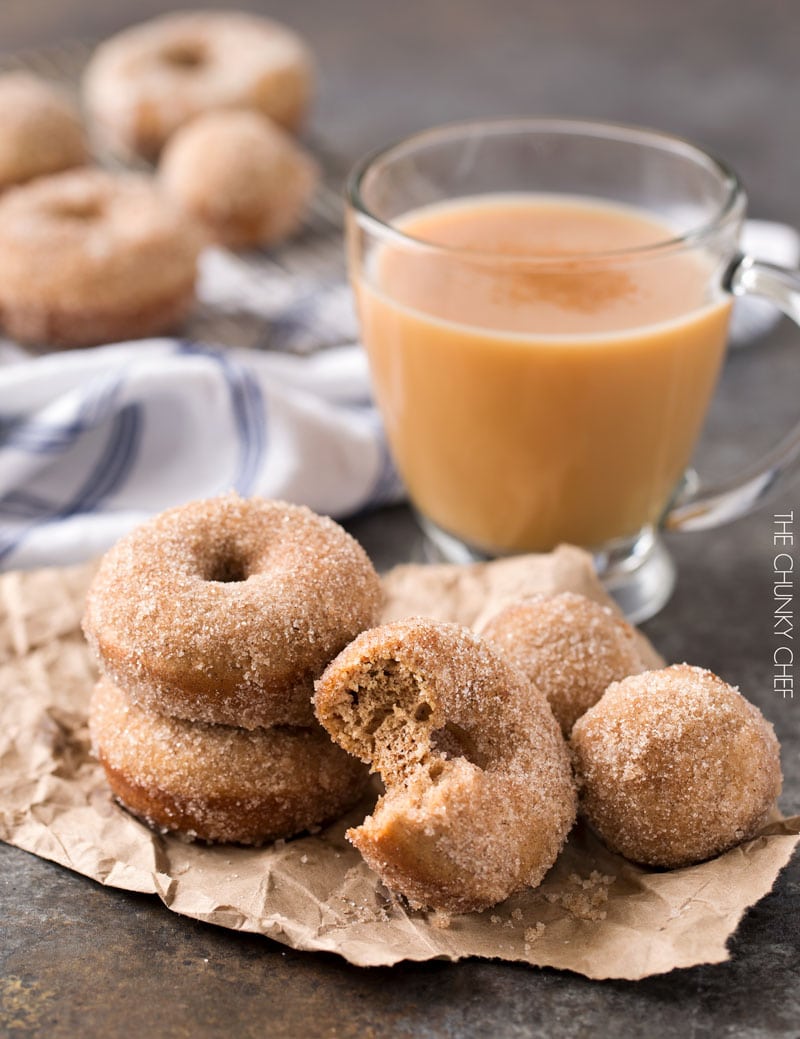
[346,118,800,621]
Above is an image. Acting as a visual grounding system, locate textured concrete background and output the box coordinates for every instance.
[1,1,799,1035]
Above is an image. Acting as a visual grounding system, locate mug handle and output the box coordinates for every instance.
[664,254,800,531]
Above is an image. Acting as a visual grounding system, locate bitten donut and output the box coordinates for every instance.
[480,592,647,735]
[0,73,88,192]
[90,678,369,844]
[83,11,314,158]
[0,168,202,347]
[159,110,318,249]
[570,665,783,868]
[314,618,576,913]
[83,495,383,730]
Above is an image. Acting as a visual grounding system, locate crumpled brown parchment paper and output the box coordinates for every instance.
[0,545,797,980]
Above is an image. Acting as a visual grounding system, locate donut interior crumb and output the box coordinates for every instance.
[322,659,486,789]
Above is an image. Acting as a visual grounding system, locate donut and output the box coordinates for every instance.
[314,618,576,913]
[83,495,383,730]
[0,73,88,192]
[480,592,647,735]
[159,110,318,249]
[0,168,202,348]
[90,678,369,844]
[83,11,314,158]
[570,664,783,868]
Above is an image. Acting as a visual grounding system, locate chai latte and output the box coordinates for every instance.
[356,194,732,552]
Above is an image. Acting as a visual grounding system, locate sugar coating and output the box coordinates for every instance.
[314,618,577,913]
[90,677,368,844]
[570,664,783,868]
[83,11,314,158]
[480,592,647,735]
[0,73,88,191]
[159,110,318,249]
[83,494,383,729]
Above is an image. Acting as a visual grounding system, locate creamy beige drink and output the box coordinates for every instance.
[356,193,731,552]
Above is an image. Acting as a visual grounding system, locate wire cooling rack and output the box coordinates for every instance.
[0,39,355,355]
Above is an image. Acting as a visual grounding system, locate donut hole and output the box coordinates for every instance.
[161,40,208,70]
[205,553,248,584]
[48,197,103,222]
[430,723,488,770]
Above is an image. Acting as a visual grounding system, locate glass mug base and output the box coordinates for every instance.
[418,515,675,624]
[592,527,676,624]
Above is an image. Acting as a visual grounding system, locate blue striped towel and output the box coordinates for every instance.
[0,339,403,569]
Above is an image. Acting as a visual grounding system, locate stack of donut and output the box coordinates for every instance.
[84,494,381,844]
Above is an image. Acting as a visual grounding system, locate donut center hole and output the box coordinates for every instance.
[161,41,208,70]
[430,723,488,770]
[206,554,248,584]
[48,197,102,222]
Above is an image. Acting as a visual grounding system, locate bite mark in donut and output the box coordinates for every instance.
[315,618,577,913]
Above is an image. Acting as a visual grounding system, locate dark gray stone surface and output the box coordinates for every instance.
[1,1,798,1035]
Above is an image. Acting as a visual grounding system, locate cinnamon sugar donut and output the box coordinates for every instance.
[83,495,382,730]
[159,110,318,249]
[0,168,202,347]
[314,618,576,913]
[83,11,314,158]
[90,678,369,844]
[0,73,88,192]
[570,665,783,868]
[480,592,647,735]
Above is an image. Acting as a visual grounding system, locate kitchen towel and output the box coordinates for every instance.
[0,339,403,569]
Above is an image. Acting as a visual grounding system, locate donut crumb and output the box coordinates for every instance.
[523,922,546,950]
[543,871,614,922]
